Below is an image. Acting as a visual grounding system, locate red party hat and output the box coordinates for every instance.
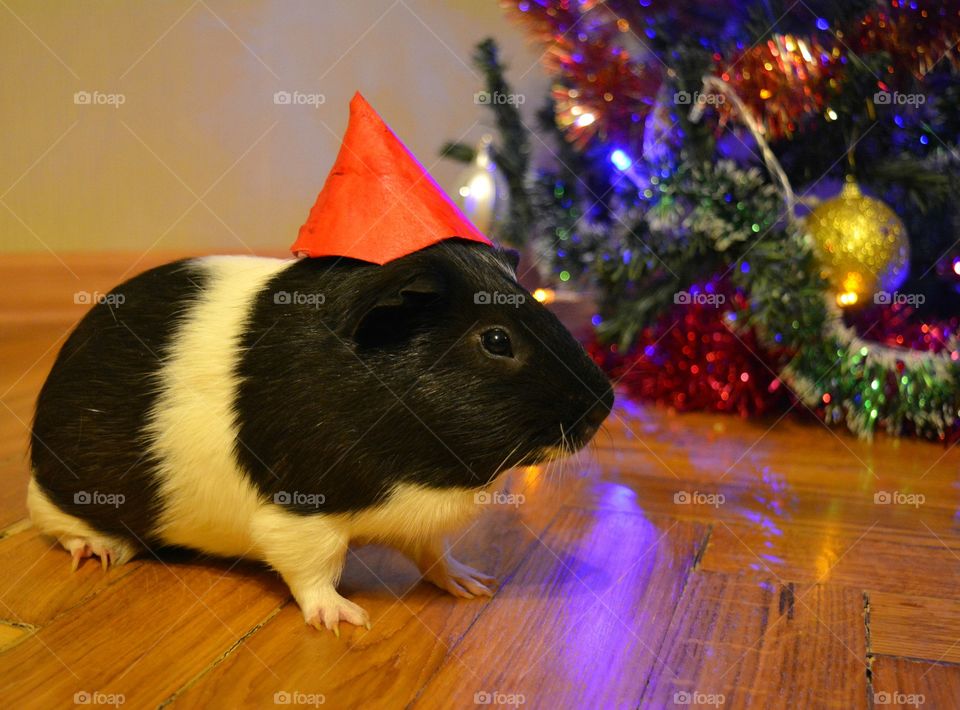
[291,92,492,264]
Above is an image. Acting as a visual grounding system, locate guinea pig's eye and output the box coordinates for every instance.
[480,328,513,358]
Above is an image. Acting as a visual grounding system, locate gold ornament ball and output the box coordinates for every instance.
[805,179,910,307]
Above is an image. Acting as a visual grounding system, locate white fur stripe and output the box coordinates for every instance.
[148,255,293,557]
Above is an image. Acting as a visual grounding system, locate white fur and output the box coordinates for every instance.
[148,255,293,557]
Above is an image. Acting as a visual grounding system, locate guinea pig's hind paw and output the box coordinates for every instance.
[302,591,371,636]
[64,537,116,572]
[67,541,92,572]
[425,558,496,599]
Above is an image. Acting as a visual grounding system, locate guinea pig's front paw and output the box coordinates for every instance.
[423,556,496,600]
[301,588,371,637]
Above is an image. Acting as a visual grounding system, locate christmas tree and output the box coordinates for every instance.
[446,1,960,441]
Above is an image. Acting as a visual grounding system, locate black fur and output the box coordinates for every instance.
[31,260,205,543]
[234,241,613,514]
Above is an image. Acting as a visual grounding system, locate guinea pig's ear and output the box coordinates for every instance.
[345,271,447,349]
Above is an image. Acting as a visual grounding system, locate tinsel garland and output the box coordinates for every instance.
[582,159,960,440]
[778,299,960,439]
[589,298,960,442]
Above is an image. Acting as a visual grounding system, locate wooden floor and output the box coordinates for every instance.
[1,253,959,709]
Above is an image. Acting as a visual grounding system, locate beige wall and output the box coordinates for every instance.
[0,0,548,255]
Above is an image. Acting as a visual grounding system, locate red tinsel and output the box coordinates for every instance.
[589,291,790,417]
[850,301,960,353]
[854,1,960,80]
[717,34,843,140]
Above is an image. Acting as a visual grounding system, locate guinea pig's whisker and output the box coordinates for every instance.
[493,441,524,478]
[572,427,584,469]
[550,448,564,488]
[557,424,572,487]
[598,422,614,449]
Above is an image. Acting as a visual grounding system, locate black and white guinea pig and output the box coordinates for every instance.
[28,240,613,633]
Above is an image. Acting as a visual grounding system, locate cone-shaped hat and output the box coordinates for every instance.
[291,92,492,264]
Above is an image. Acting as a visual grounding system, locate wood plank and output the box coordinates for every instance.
[700,521,960,601]
[640,570,866,708]
[870,591,960,663]
[0,621,33,652]
[0,552,288,708]
[570,473,960,538]
[410,510,708,709]
[167,503,565,709]
[871,655,960,709]
[0,458,30,531]
[588,432,960,500]
[0,527,140,627]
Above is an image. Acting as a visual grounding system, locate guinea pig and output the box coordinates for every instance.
[27,240,613,633]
